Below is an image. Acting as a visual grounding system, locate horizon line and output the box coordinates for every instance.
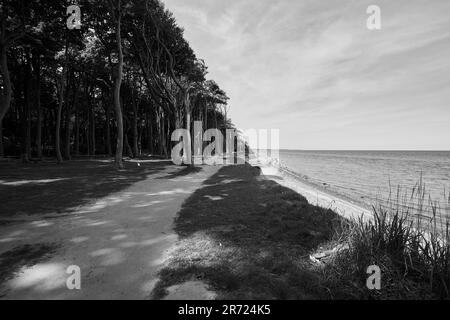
[265,149,450,152]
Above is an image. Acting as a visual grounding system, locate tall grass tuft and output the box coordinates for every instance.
[323,178,450,299]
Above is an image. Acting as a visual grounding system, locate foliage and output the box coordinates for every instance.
[0,0,230,162]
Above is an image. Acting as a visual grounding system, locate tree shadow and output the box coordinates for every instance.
[157,166,203,180]
[152,164,345,299]
[0,160,219,299]
[0,158,171,218]
[0,243,60,292]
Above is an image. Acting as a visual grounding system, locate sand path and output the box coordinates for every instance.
[0,164,219,299]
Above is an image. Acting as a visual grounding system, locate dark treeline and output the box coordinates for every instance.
[0,0,230,168]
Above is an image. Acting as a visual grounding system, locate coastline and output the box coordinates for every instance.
[249,157,372,221]
[1,159,447,299]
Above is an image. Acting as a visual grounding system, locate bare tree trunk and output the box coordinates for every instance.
[204,102,208,129]
[105,104,112,156]
[84,78,91,156]
[25,102,31,160]
[64,108,71,159]
[1,29,26,159]
[55,86,64,163]
[35,55,43,159]
[55,40,68,164]
[138,120,143,156]
[23,48,32,162]
[184,93,192,165]
[165,117,170,158]
[124,132,133,158]
[75,107,79,156]
[85,127,90,156]
[214,108,218,129]
[133,117,139,157]
[19,105,29,163]
[146,111,153,154]
[0,45,12,133]
[185,109,192,165]
[90,106,95,156]
[156,111,162,155]
[132,90,139,157]
[160,113,168,158]
[0,119,4,157]
[87,109,91,156]
[110,2,124,169]
[148,112,153,154]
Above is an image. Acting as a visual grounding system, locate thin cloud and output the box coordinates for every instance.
[164,0,450,150]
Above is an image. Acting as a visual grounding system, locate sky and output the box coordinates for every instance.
[163,0,450,150]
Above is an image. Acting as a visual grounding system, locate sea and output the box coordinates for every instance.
[278,150,450,215]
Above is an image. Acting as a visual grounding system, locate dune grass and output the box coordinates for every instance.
[322,179,450,299]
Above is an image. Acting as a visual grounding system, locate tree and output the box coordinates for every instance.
[0,0,232,165]
[108,0,125,169]
[0,1,26,156]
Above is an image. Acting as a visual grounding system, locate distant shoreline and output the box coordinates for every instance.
[278,149,450,152]
[249,157,372,221]
[253,152,449,224]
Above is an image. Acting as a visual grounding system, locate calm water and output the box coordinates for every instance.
[279,150,450,210]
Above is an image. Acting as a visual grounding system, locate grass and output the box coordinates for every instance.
[152,164,343,299]
[321,178,450,299]
[153,164,450,300]
[4,159,446,299]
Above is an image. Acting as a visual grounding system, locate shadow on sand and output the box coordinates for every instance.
[0,243,60,295]
[152,164,345,299]
[0,158,170,218]
[157,165,203,180]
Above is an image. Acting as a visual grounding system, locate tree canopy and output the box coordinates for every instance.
[0,0,230,166]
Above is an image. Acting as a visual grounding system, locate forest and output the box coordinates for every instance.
[0,0,230,168]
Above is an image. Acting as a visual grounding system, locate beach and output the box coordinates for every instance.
[278,150,450,217]
[256,162,372,221]
[1,157,449,299]
[0,158,349,299]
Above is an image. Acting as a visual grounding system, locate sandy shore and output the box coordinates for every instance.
[249,158,372,221]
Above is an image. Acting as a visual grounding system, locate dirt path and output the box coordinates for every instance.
[0,163,219,299]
